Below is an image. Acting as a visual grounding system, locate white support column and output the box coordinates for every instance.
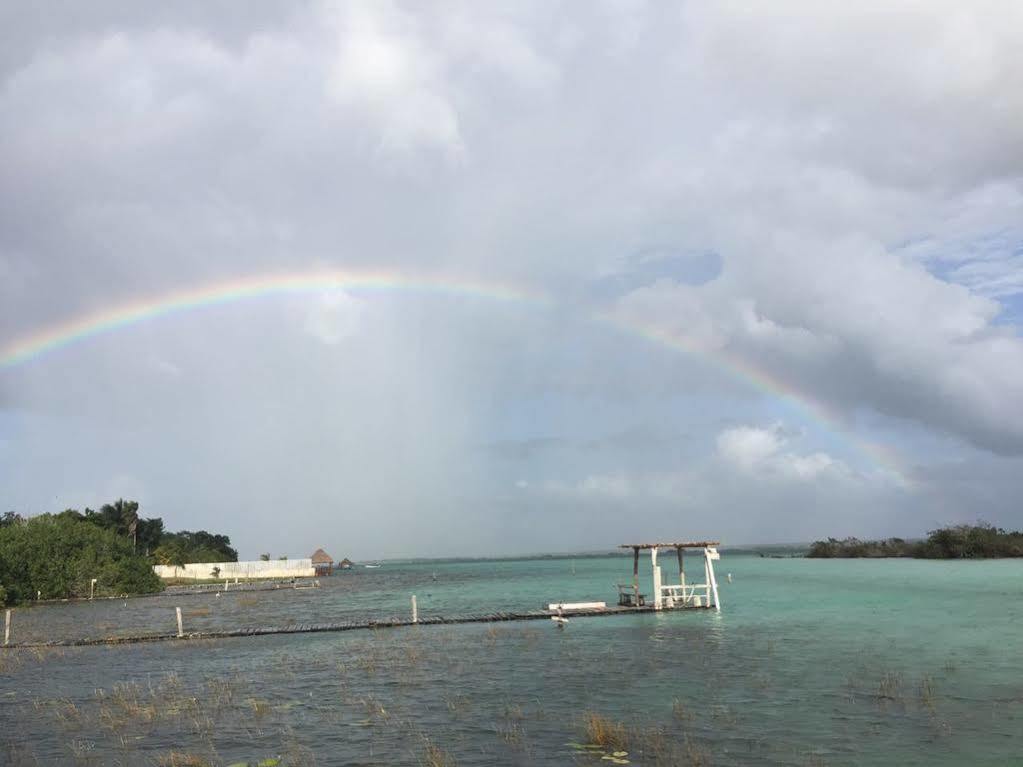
[411,595,418,624]
[703,556,711,606]
[4,609,10,646]
[175,606,184,638]
[651,548,662,610]
[705,547,722,611]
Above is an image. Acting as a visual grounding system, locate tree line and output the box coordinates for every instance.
[0,500,238,606]
[807,523,1023,558]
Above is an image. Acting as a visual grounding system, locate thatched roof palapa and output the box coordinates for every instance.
[311,548,334,564]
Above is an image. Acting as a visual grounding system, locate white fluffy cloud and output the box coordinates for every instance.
[716,424,846,481]
[303,288,364,345]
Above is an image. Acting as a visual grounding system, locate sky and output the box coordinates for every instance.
[1,1,1022,559]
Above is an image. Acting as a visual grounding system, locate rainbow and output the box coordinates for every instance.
[0,268,908,480]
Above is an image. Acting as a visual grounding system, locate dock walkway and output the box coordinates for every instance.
[3,605,668,648]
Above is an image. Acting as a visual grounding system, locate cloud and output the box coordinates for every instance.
[716,424,847,481]
[2,2,1023,554]
[716,425,785,470]
[612,231,1023,455]
[325,2,463,155]
[302,288,364,345]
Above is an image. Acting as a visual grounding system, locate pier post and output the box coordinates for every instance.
[411,595,418,624]
[176,606,183,638]
[706,549,721,611]
[4,609,10,646]
[651,548,662,610]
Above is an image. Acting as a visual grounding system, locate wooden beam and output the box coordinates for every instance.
[619,541,720,549]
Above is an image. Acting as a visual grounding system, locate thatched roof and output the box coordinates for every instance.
[310,548,333,564]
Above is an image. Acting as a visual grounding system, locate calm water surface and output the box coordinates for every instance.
[1,554,1021,765]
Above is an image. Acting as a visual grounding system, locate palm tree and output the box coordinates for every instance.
[119,499,140,554]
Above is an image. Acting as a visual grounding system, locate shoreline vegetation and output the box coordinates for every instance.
[807,523,1023,559]
[0,500,237,607]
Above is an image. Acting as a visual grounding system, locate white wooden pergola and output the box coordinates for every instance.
[617,541,722,611]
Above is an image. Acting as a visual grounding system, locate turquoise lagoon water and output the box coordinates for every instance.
[1,554,1022,765]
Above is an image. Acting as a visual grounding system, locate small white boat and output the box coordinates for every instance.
[364,564,381,569]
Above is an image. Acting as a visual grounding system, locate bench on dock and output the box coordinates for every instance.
[616,584,646,607]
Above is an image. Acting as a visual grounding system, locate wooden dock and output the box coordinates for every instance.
[0,604,706,649]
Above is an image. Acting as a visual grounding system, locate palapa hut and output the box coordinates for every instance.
[338,558,353,570]
[310,548,334,575]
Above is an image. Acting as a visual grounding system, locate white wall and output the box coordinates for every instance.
[153,559,315,580]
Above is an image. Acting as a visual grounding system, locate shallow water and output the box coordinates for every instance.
[2,554,1021,765]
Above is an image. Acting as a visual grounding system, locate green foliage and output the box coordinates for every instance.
[0,584,7,607]
[808,523,1023,559]
[915,522,1023,559]
[0,498,240,605]
[807,537,914,558]
[2,511,24,528]
[0,514,163,605]
[157,530,237,564]
[49,501,236,566]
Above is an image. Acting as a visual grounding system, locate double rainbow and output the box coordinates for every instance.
[0,268,907,479]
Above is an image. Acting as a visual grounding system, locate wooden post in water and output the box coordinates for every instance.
[4,609,10,646]
[175,606,184,638]
[411,595,418,624]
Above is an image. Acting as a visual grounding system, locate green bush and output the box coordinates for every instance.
[0,514,163,605]
[0,584,7,607]
[808,523,1023,559]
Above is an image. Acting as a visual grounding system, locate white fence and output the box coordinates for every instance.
[153,559,315,581]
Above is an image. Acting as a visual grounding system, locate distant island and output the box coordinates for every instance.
[808,523,1023,559]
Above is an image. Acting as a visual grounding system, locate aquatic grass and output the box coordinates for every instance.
[497,721,526,746]
[421,738,456,767]
[204,674,243,712]
[249,698,273,719]
[918,674,936,713]
[52,698,84,729]
[67,737,95,757]
[582,712,629,752]
[876,670,905,707]
[631,725,709,767]
[155,751,213,767]
[443,694,471,718]
[671,697,693,722]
